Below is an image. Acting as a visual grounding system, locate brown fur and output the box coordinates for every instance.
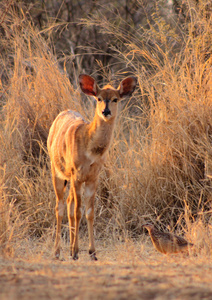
[47,74,137,260]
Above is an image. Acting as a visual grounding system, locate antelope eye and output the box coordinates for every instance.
[97,97,102,102]
[112,98,118,103]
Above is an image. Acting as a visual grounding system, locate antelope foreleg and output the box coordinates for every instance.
[72,180,82,260]
[85,182,97,261]
[67,190,75,257]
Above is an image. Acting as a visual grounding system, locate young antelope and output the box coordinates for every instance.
[48,74,137,260]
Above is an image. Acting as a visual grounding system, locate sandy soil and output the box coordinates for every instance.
[1,241,212,300]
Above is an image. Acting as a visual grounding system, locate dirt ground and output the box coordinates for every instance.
[1,240,212,300]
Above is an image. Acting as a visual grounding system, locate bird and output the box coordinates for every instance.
[142,223,194,254]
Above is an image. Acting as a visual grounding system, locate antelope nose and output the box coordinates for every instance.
[102,108,111,117]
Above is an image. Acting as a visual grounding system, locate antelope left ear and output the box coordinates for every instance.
[79,74,99,96]
[118,76,137,98]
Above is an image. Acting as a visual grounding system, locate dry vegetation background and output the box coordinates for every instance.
[0,0,212,299]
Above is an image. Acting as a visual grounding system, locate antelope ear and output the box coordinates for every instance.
[79,74,99,96]
[118,76,137,98]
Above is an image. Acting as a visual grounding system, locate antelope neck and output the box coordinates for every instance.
[87,112,116,153]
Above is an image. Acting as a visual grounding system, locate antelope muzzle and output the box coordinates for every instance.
[102,100,111,117]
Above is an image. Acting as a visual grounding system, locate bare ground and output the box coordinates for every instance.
[1,239,212,300]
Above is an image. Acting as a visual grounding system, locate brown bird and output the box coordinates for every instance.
[142,223,194,254]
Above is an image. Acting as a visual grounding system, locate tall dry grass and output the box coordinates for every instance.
[0,3,84,253]
[0,1,212,256]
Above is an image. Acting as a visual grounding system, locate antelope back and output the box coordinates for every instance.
[47,110,85,178]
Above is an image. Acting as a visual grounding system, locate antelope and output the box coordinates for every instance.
[47,74,137,260]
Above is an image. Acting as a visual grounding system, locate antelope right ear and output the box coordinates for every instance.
[79,74,99,96]
[118,76,137,98]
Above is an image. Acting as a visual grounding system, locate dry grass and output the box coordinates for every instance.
[81,4,212,248]
[0,2,212,290]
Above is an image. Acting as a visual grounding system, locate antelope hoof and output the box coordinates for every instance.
[55,249,60,260]
[89,251,98,261]
[73,253,79,260]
